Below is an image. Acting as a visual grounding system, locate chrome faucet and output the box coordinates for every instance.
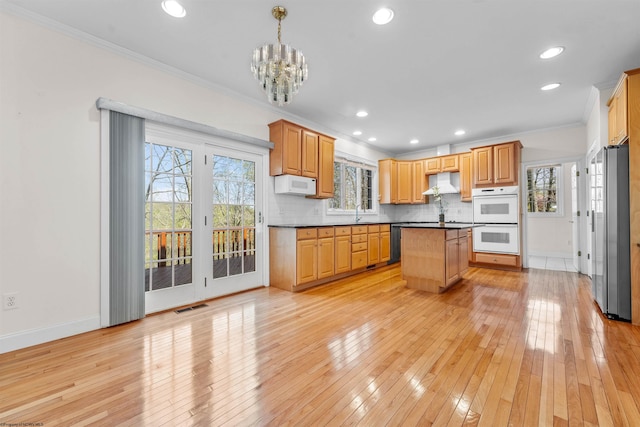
[355,204,362,223]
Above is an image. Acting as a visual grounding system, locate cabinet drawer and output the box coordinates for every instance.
[352,250,367,269]
[445,229,458,241]
[335,226,351,236]
[297,228,317,240]
[351,234,367,243]
[368,225,380,233]
[352,242,368,252]
[352,225,368,234]
[318,227,334,238]
[475,252,518,266]
[379,224,390,232]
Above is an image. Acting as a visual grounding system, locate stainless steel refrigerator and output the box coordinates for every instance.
[591,144,631,320]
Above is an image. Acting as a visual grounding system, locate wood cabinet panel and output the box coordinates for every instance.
[494,143,517,185]
[368,231,380,265]
[474,252,518,267]
[378,159,397,204]
[314,135,335,198]
[411,160,427,204]
[317,237,334,279]
[472,146,493,186]
[380,231,391,262]
[459,235,469,274]
[297,228,317,240]
[352,251,368,269]
[296,238,317,284]
[397,161,412,204]
[335,235,351,274]
[301,129,318,178]
[459,153,472,202]
[608,75,629,145]
[425,157,441,175]
[445,238,460,286]
[269,120,303,176]
[441,155,459,172]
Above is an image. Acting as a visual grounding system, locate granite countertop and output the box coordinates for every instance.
[397,222,480,230]
[268,221,479,229]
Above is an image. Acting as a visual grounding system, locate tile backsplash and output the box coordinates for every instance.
[394,193,473,223]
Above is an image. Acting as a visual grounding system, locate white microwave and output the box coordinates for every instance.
[274,174,317,196]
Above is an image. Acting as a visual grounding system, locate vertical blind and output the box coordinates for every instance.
[109,111,145,325]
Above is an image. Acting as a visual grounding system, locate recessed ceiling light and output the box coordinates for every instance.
[454,130,466,136]
[373,8,394,25]
[541,83,561,91]
[410,139,419,144]
[353,130,362,136]
[539,46,564,59]
[356,111,368,118]
[368,137,377,142]
[162,0,186,18]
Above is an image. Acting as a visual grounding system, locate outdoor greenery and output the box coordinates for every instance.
[526,165,559,213]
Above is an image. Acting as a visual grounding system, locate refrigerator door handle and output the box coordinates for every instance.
[591,210,595,232]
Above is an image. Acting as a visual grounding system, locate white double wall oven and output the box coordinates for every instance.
[472,186,520,255]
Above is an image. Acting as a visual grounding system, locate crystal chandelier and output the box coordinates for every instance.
[251,6,308,106]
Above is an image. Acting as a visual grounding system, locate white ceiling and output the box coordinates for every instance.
[4,0,640,154]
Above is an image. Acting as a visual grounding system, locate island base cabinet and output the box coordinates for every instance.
[402,227,470,293]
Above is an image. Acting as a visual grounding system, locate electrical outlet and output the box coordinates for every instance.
[3,293,19,310]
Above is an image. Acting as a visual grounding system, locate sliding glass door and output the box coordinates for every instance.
[144,125,264,313]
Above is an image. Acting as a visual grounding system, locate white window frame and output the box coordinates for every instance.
[526,163,564,217]
[327,154,378,216]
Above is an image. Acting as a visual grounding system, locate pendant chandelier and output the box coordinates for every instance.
[251,6,308,106]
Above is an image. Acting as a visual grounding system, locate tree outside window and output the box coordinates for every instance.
[329,159,375,212]
[526,165,561,214]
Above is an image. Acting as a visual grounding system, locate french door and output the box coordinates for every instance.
[144,126,264,313]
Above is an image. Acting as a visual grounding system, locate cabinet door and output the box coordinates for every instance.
[335,235,351,274]
[282,123,302,175]
[296,238,317,285]
[380,231,391,262]
[378,159,397,204]
[315,135,335,198]
[411,160,426,203]
[458,235,469,275]
[425,157,441,175]
[615,78,628,143]
[317,237,335,279]
[397,161,412,204]
[459,153,472,202]
[608,102,617,145]
[472,146,493,186]
[368,231,380,265]
[441,155,459,172]
[301,129,319,178]
[494,143,516,185]
[445,238,460,286]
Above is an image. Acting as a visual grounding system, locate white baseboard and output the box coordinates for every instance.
[0,316,101,354]
[528,250,573,259]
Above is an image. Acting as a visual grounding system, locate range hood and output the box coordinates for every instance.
[422,144,460,195]
[422,172,459,195]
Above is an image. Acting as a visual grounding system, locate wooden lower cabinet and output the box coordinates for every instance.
[334,226,351,274]
[270,224,391,291]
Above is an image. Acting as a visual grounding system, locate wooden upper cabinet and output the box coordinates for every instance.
[378,159,398,204]
[425,157,441,175]
[608,75,629,145]
[472,141,522,188]
[440,155,459,172]
[309,135,335,199]
[472,146,493,186]
[411,160,427,204]
[459,152,472,202]
[301,129,319,178]
[269,120,303,176]
[270,119,335,198]
[494,143,518,185]
[397,161,412,204]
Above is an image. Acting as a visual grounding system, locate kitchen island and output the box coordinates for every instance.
[400,223,479,293]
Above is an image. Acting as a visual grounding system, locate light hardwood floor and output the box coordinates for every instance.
[2,265,640,426]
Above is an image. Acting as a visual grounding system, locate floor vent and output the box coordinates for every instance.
[175,303,208,314]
